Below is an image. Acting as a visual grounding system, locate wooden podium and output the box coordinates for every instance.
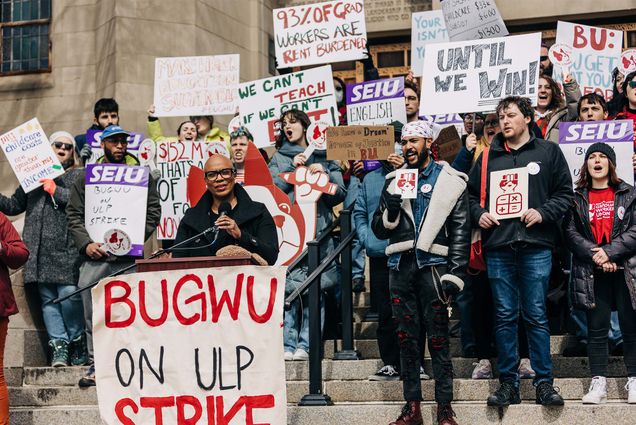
[135,255,257,272]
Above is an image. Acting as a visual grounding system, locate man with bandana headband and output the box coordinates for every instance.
[372,121,470,425]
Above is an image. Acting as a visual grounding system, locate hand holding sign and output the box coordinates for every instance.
[395,169,418,199]
[302,121,328,159]
[549,43,574,79]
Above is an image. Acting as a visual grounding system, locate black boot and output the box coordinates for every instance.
[535,382,564,406]
[487,381,521,407]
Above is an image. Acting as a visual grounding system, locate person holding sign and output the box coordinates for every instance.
[146,104,198,143]
[269,109,346,361]
[372,121,470,425]
[173,154,278,265]
[0,131,87,368]
[66,125,161,388]
[564,143,636,404]
[468,96,572,407]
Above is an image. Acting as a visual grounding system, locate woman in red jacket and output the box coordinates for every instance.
[0,213,29,424]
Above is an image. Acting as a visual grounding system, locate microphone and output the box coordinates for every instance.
[212,202,232,234]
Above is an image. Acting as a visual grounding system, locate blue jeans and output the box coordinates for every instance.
[487,246,553,386]
[345,175,365,280]
[571,305,623,345]
[283,295,325,353]
[38,283,85,342]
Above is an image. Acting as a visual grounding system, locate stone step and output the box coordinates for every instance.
[13,403,636,425]
[9,386,96,407]
[354,320,461,339]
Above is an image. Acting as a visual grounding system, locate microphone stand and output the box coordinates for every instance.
[53,227,218,304]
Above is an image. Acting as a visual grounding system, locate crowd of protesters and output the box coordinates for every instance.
[0,39,635,425]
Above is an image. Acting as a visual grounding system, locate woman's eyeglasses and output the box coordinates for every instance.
[204,168,236,181]
[53,142,73,151]
[628,80,636,89]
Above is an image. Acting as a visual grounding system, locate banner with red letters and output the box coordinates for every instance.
[92,266,287,425]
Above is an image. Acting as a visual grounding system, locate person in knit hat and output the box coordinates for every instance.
[564,142,636,405]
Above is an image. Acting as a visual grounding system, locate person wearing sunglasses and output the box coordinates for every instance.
[66,124,161,388]
[614,71,636,152]
[172,154,278,265]
[0,131,86,369]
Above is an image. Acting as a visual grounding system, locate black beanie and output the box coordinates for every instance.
[585,142,616,166]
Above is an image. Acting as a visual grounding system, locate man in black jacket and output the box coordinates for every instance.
[173,155,279,265]
[468,96,573,407]
[372,121,470,425]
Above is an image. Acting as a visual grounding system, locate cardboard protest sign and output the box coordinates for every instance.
[441,0,508,42]
[156,141,215,240]
[326,125,393,161]
[558,120,634,186]
[153,55,239,116]
[93,265,287,425]
[237,65,338,148]
[273,0,367,68]
[420,33,541,115]
[85,164,149,256]
[0,118,64,193]
[395,169,418,199]
[85,129,147,164]
[411,10,449,77]
[554,22,622,99]
[433,125,463,163]
[346,77,407,125]
[489,167,528,220]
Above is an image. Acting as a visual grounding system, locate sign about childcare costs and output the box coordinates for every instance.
[237,65,338,148]
[153,55,240,116]
[0,118,64,193]
[85,164,149,256]
[346,77,407,125]
[554,21,622,99]
[92,265,287,425]
[273,0,367,68]
[419,32,541,115]
[441,0,508,42]
[411,10,449,77]
[558,120,634,186]
[489,167,529,220]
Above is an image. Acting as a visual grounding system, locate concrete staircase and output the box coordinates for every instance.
[7,287,636,424]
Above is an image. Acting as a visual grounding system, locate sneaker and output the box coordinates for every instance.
[436,403,458,425]
[78,364,96,387]
[582,376,607,404]
[389,401,422,425]
[535,382,564,406]
[518,358,536,379]
[352,277,365,293]
[626,376,636,403]
[69,334,89,366]
[49,339,69,368]
[420,366,431,380]
[369,364,400,381]
[292,348,309,361]
[471,359,493,379]
[284,351,294,361]
[487,381,521,407]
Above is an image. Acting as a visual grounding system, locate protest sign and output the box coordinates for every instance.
[85,129,146,164]
[411,10,449,77]
[273,0,367,68]
[326,125,393,161]
[620,49,636,75]
[93,265,287,425]
[153,55,239,117]
[554,21,622,99]
[432,125,462,163]
[0,118,64,193]
[558,120,634,186]
[441,0,508,42]
[421,113,466,136]
[395,169,418,199]
[237,65,338,148]
[85,164,149,256]
[419,33,541,115]
[489,167,528,220]
[156,141,213,240]
[346,77,407,125]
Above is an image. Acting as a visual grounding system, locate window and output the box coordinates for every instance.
[0,0,51,75]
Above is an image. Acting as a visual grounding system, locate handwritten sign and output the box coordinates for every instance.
[411,10,449,77]
[433,125,463,163]
[326,125,393,161]
[558,120,634,186]
[93,265,287,425]
[420,33,541,115]
[153,55,240,116]
[441,0,508,42]
[346,77,407,125]
[85,164,149,256]
[237,65,338,148]
[554,21,622,99]
[273,0,367,67]
[0,118,64,193]
[489,167,528,220]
